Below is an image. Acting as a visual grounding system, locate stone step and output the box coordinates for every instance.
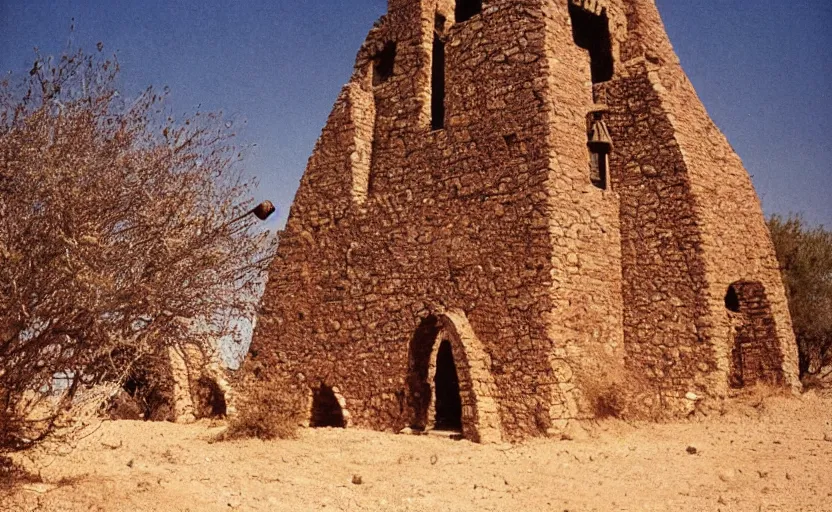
[426,429,463,441]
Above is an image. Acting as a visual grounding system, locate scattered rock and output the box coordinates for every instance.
[126,459,134,468]
[430,454,438,465]
[560,422,589,442]
[685,392,699,401]
[823,432,832,442]
[718,469,736,482]
[717,496,727,505]
[686,446,697,455]
[352,475,363,485]
[21,483,56,494]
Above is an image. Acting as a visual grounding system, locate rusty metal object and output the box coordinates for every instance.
[251,201,276,221]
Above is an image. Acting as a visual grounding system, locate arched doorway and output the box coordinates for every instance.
[405,310,503,443]
[726,281,785,388]
[310,384,346,428]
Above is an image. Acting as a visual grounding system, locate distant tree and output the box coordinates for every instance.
[0,44,276,452]
[768,214,832,377]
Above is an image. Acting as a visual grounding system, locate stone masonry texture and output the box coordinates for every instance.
[240,0,801,442]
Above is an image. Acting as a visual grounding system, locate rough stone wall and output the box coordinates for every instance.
[597,65,715,412]
[596,0,800,409]
[242,0,799,441]
[539,0,626,425]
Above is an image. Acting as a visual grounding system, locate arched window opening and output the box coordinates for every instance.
[310,384,346,428]
[456,0,482,24]
[372,42,396,86]
[725,285,741,313]
[195,377,227,418]
[569,2,614,84]
[431,34,446,130]
[433,340,463,431]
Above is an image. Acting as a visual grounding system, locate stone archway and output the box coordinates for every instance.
[726,281,785,388]
[309,384,350,428]
[405,310,502,443]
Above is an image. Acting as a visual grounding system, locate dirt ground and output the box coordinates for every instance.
[3,391,831,512]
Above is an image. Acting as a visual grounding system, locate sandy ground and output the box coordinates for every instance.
[3,391,831,512]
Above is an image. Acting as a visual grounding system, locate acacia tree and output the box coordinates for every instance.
[0,45,276,451]
[768,215,832,377]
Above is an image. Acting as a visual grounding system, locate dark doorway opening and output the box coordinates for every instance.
[569,3,614,83]
[195,377,227,418]
[456,0,482,23]
[407,316,442,429]
[433,340,463,431]
[310,384,346,428]
[431,35,446,130]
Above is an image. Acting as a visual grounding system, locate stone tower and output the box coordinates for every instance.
[242,0,800,442]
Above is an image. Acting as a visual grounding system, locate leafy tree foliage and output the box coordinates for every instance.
[0,45,276,452]
[768,215,832,377]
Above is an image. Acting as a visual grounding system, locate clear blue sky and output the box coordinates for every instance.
[2,0,830,228]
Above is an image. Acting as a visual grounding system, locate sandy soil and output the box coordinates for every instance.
[3,391,831,512]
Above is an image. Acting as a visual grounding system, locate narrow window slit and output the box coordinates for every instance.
[431,34,446,130]
[590,151,608,190]
[569,2,614,84]
[373,42,396,86]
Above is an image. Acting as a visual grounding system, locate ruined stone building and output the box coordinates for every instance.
[107,342,232,423]
[168,343,234,423]
[242,0,801,442]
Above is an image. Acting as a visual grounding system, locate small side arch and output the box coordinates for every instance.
[309,383,350,428]
[193,376,227,419]
[406,310,502,443]
[725,280,786,388]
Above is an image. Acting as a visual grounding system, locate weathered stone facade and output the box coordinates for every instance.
[168,343,233,423]
[242,0,800,442]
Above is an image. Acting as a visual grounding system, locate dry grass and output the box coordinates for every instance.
[225,385,306,441]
